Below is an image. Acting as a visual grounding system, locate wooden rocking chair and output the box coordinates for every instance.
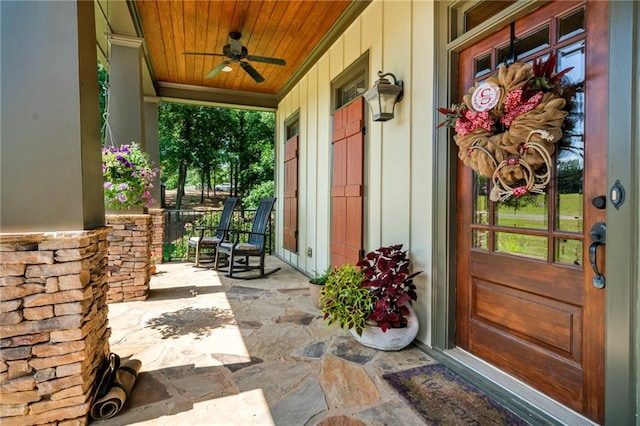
[214,197,279,279]
[185,197,238,267]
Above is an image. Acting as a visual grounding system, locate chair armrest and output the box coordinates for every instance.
[193,225,218,231]
[226,229,266,244]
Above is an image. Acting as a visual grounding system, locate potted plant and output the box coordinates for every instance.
[319,264,373,336]
[149,257,158,275]
[320,244,422,351]
[308,267,332,308]
[102,143,159,209]
[357,244,421,331]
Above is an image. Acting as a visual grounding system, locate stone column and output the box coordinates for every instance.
[0,3,110,423]
[105,215,152,303]
[0,229,111,425]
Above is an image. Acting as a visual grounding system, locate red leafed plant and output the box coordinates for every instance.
[525,51,574,95]
[356,244,421,332]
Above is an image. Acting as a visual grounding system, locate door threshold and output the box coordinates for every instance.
[440,347,599,426]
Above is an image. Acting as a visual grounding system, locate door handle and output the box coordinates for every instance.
[589,222,606,289]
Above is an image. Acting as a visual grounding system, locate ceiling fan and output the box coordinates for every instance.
[183,32,286,83]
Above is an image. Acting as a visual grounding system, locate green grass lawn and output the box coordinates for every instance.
[475,193,584,264]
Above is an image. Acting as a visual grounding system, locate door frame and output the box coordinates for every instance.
[430,1,638,424]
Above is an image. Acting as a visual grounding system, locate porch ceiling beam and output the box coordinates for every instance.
[157,81,278,111]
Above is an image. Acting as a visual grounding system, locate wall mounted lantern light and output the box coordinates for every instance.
[363,71,404,122]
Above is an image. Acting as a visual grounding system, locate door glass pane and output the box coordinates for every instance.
[473,173,489,224]
[555,238,582,266]
[556,40,585,232]
[495,194,548,229]
[495,232,547,260]
[472,229,489,250]
[497,25,549,64]
[475,53,492,78]
[558,8,585,42]
[341,78,366,106]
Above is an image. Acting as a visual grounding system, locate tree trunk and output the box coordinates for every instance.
[176,161,187,210]
[200,168,205,203]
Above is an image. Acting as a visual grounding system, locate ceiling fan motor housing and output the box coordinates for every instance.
[223,43,248,61]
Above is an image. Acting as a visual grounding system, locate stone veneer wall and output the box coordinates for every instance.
[105,215,152,303]
[0,228,111,425]
[148,209,164,264]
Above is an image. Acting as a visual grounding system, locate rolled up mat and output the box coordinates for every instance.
[90,359,142,420]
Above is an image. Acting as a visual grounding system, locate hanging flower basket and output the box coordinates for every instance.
[102,143,159,209]
[438,53,573,202]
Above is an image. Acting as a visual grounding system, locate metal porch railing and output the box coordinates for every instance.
[162,208,274,261]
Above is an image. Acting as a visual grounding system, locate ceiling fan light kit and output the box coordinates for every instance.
[183,32,286,83]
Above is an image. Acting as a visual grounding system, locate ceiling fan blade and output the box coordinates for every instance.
[183,52,226,57]
[205,61,230,79]
[246,55,286,66]
[240,62,265,83]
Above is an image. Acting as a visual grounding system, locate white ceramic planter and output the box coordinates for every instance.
[350,304,419,351]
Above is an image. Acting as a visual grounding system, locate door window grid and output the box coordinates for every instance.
[469,9,585,266]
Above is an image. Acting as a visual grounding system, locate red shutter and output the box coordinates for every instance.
[283,135,298,252]
[331,97,364,267]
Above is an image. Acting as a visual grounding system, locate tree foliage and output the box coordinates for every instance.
[97,61,275,210]
[158,103,275,209]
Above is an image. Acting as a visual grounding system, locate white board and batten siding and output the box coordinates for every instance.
[276,0,437,346]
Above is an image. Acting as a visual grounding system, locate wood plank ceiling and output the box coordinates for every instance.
[134,0,359,105]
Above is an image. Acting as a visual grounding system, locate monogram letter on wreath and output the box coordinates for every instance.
[438,53,573,202]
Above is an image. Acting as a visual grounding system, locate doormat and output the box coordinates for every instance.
[382,364,529,425]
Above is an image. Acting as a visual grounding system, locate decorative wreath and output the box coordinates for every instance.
[438,53,573,201]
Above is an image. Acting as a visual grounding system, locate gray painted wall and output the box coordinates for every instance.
[0,1,104,232]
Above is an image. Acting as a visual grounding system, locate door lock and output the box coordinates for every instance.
[589,222,606,289]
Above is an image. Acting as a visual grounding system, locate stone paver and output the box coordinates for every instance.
[92,257,430,425]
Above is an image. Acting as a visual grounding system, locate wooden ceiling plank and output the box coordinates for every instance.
[155,1,179,82]
[243,1,292,93]
[268,2,351,89]
[290,3,350,69]
[192,1,210,86]
[241,1,281,93]
[134,1,168,81]
[183,1,198,85]
[261,1,318,86]
[170,1,187,82]
[251,1,306,93]
[199,1,224,87]
[230,0,250,35]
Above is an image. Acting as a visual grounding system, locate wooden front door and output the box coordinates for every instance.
[331,97,364,267]
[455,2,607,422]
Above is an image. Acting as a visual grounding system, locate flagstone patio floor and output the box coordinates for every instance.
[92,256,435,426]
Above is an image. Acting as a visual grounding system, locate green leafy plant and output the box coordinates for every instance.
[102,143,159,209]
[309,267,332,285]
[320,264,373,336]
